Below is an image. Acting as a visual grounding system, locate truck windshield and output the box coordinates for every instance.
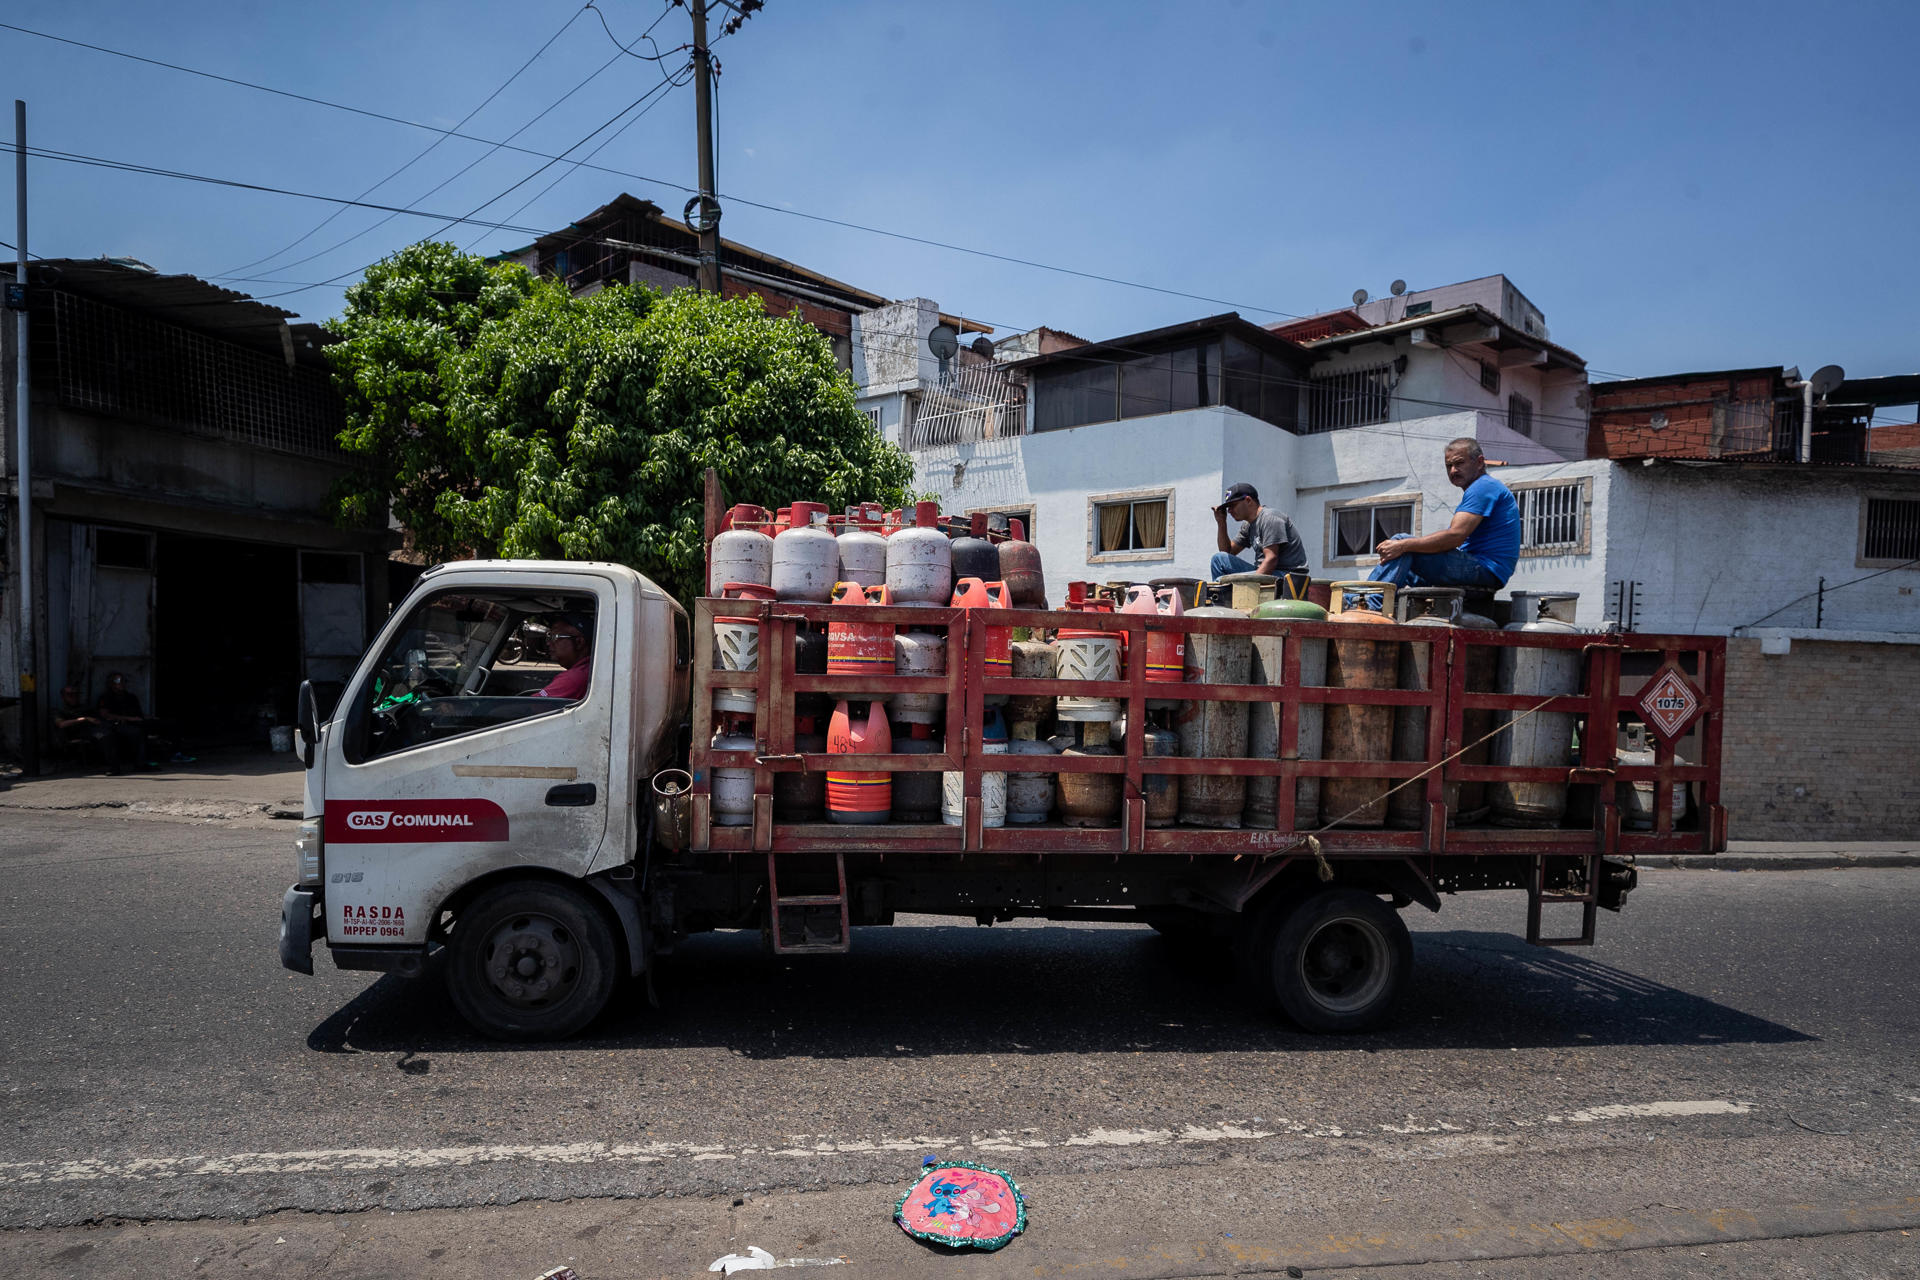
[351,588,598,760]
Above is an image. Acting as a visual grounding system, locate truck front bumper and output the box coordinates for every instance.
[280,885,318,974]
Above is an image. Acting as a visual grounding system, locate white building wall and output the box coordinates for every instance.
[1601,466,1920,636]
[851,298,940,398]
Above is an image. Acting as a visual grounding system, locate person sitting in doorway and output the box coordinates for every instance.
[531,613,593,701]
[1366,437,1520,597]
[96,671,190,763]
[53,683,151,775]
[1210,482,1308,582]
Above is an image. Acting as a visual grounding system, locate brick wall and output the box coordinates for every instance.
[1721,637,1920,839]
[1589,372,1778,459]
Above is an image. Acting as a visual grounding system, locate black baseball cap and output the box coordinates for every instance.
[1222,482,1258,505]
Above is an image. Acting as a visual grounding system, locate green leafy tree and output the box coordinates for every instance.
[327,243,915,602]
[326,242,536,554]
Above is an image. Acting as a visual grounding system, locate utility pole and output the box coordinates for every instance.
[690,1,721,292]
[10,99,36,774]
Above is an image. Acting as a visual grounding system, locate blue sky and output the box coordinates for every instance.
[6,0,1918,392]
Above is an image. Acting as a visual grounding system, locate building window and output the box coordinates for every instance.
[1330,499,1415,561]
[1861,497,1920,564]
[862,407,883,433]
[1507,393,1535,438]
[1033,344,1221,432]
[1404,301,1432,318]
[1479,360,1501,395]
[1305,364,1393,433]
[1516,482,1584,551]
[1088,491,1172,561]
[94,528,152,571]
[970,506,1036,541]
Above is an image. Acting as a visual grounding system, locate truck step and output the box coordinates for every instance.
[767,852,850,955]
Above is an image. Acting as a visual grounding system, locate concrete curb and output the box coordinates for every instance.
[1640,853,1920,871]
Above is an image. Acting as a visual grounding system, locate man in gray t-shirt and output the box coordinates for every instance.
[1211,482,1308,580]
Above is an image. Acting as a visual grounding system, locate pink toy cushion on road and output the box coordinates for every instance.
[894,1160,1026,1250]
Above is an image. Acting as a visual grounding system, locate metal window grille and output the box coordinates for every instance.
[908,362,1027,449]
[47,291,345,460]
[1863,498,1920,562]
[1518,483,1582,549]
[1479,360,1500,394]
[1507,393,1535,439]
[862,407,883,433]
[1304,364,1392,432]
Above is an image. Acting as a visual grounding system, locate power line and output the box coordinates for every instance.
[213,4,596,281]
[0,20,1313,320]
[585,1,685,62]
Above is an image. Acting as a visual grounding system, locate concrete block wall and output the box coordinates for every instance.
[1720,638,1920,839]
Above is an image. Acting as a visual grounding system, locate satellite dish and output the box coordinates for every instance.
[927,324,960,362]
[1390,279,1407,297]
[970,335,995,358]
[1809,364,1845,397]
[1351,288,1369,306]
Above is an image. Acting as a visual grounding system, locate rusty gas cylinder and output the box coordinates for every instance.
[1321,581,1398,828]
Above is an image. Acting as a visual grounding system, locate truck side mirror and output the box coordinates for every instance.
[296,680,320,770]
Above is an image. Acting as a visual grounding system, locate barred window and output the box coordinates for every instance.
[1305,364,1392,432]
[1517,483,1582,550]
[1862,497,1920,563]
[1507,393,1535,439]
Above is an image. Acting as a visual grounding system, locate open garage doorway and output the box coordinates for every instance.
[154,534,300,746]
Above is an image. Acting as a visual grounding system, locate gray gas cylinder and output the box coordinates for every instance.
[1004,735,1059,824]
[1490,591,1583,826]
[1177,605,1251,827]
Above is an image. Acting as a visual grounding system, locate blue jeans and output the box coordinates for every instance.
[1210,552,1254,578]
[1362,534,1502,611]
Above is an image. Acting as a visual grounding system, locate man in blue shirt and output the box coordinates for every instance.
[1366,437,1520,596]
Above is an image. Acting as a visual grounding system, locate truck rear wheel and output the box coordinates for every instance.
[1256,888,1411,1033]
[446,881,618,1041]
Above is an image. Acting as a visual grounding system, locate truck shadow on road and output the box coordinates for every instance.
[308,923,1811,1057]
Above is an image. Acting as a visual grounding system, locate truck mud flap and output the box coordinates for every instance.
[280,885,317,975]
[329,945,426,976]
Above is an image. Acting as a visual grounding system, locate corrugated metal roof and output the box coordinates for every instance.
[21,257,331,367]
[1003,312,1311,373]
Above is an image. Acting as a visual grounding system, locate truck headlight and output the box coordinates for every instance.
[295,819,322,887]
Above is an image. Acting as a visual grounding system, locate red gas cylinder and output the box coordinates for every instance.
[1124,584,1185,690]
[997,517,1047,608]
[827,698,892,825]
[951,578,1013,685]
[827,581,896,701]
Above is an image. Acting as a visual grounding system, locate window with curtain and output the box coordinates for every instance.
[1333,501,1414,558]
[1092,498,1169,554]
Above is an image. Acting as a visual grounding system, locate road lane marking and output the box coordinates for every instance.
[0,1100,1753,1188]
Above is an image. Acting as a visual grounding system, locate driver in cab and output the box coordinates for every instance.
[532,613,592,700]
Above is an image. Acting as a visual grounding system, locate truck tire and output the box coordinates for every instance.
[1256,888,1411,1033]
[445,881,618,1041]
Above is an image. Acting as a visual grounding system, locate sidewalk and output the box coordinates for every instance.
[1,757,1913,865]
[0,749,305,827]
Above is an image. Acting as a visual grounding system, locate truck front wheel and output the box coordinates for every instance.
[1257,888,1411,1033]
[446,881,618,1041]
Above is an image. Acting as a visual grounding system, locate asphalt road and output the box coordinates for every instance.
[1,810,1917,1277]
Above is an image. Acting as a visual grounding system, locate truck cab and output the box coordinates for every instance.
[280,561,689,1039]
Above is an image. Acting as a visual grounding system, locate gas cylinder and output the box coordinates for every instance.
[708,504,773,596]
[793,624,830,723]
[891,629,947,726]
[890,721,943,823]
[1177,605,1252,827]
[1387,588,1464,830]
[835,503,889,589]
[998,517,1047,608]
[1616,721,1691,831]
[1321,582,1398,828]
[943,706,1007,828]
[886,501,952,605]
[1452,607,1500,823]
[827,581,895,702]
[771,501,839,602]
[1056,721,1121,828]
[1006,640,1058,736]
[826,699,891,825]
[1142,718,1180,827]
[1251,598,1329,829]
[1004,729,1059,825]
[950,512,1000,584]
[1055,587,1122,724]
[711,720,756,827]
[712,582,776,715]
[1491,592,1583,827]
[951,578,1013,703]
[772,717,827,823]
[1149,577,1204,611]
[1124,585,1186,710]
[1218,571,1276,613]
